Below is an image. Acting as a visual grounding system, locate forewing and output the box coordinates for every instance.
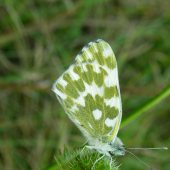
[52,39,122,143]
[73,39,122,142]
[73,39,121,110]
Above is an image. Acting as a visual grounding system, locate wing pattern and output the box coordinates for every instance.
[52,39,122,143]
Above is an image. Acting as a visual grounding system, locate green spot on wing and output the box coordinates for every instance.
[73,65,93,85]
[73,79,85,92]
[105,56,116,69]
[104,86,118,99]
[65,83,79,99]
[56,83,64,93]
[64,97,74,109]
[105,106,119,119]
[62,73,79,99]
[93,67,107,87]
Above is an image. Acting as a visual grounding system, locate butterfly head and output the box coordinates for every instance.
[109,137,125,156]
[110,145,125,156]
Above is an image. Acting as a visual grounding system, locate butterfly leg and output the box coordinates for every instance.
[91,154,105,170]
[110,156,112,170]
[72,145,87,160]
[73,145,94,159]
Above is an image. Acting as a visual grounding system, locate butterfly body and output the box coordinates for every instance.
[87,137,125,157]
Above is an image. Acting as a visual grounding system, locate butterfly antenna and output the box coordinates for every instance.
[126,147,168,150]
[125,150,154,170]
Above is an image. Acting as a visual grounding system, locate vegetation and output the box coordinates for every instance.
[0,0,170,170]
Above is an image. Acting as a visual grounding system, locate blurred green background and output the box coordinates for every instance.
[0,0,170,170]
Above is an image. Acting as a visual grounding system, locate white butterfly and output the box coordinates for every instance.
[52,39,167,170]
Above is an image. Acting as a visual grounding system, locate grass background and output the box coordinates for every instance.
[0,0,170,170]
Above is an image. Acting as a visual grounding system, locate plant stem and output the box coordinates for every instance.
[121,84,170,128]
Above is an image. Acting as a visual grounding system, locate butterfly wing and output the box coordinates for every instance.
[52,39,122,144]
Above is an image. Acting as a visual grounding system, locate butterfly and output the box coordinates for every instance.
[52,39,124,169]
[52,39,168,170]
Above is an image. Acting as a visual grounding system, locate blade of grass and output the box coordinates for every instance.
[121,84,170,128]
[43,163,60,170]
